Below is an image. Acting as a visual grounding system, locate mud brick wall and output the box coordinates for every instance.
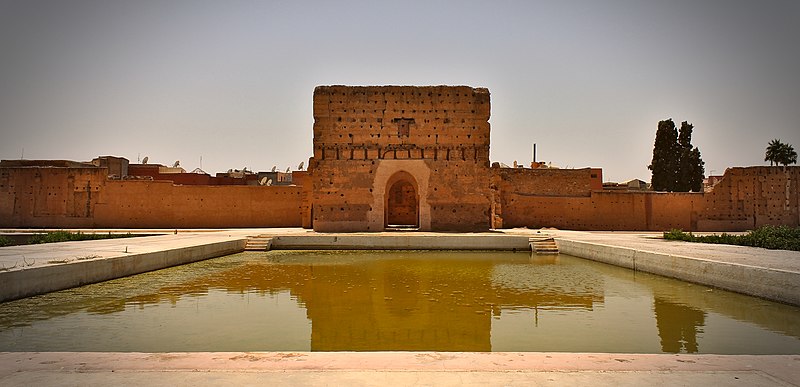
[309,85,492,231]
[698,166,800,230]
[0,166,108,228]
[95,182,302,228]
[494,167,599,198]
[0,166,302,228]
[495,166,798,231]
[494,164,704,231]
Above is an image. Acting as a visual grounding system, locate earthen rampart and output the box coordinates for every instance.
[697,166,799,230]
[0,165,302,228]
[2,85,797,232]
[309,86,492,231]
[494,166,798,231]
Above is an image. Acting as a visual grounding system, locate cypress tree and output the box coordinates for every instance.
[649,119,704,192]
[676,121,705,192]
[686,147,705,192]
[648,119,679,191]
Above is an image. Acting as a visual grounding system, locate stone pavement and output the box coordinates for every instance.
[1,352,798,386]
[548,230,800,273]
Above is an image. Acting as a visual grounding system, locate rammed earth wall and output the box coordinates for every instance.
[1,85,797,231]
[0,167,302,228]
[307,86,492,231]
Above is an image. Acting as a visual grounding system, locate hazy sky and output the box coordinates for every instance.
[1,0,798,182]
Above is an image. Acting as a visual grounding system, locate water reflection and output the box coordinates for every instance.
[143,251,604,351]
[0,251,798,353]
[654,298,705,353]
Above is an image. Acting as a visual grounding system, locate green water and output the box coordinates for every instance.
[1,251,799,353]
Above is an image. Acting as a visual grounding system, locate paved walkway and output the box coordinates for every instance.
[0,231,251,271]
[547,230,800,273]
[1,352,798,386]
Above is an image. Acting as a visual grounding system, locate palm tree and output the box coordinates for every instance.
[765,139,797,167]
[765,139,783,166]
[781,144,798,166]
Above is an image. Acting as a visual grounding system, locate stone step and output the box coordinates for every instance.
[529,238,559,255]
[244,236,273,251]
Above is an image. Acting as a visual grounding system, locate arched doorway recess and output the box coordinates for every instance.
[385,173,419,228]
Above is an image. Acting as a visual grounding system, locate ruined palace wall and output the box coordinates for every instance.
[0,167,302,228]
[310,86,492,231]
[697,166,799,230]
[94,181,302,228]
[499,190,700,231]
[493,167,597,197]
[497,166,798,231]
[0,166,108,228]
[494,166,702,230]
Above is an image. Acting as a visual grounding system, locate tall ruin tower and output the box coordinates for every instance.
[306,85,492,231]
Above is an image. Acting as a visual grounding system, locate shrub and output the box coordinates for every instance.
[0,235,13,247]
[28,231,137,245]
[663,226,800,252]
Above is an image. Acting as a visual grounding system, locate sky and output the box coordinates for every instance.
[1,0,798,182]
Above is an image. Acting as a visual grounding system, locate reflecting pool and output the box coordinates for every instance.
[1,251,799,353]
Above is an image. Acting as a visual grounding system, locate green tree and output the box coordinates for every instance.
[649,119,704,192]
[677,121,705,192]
[685,147,705,192]
[648,119,680,191]
[765,139,798,167]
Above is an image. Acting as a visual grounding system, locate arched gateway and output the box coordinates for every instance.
[385,172,419,228]
[308,86,492,232]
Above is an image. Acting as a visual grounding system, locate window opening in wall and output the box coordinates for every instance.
[393,118,415,137]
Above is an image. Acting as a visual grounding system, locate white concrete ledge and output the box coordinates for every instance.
[558,239,800,306]
[271,234,531,251]
[0,238,245,302]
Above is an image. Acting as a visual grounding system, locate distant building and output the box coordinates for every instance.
[256,171,293,186]
[603,179,649,191]
[91,156,129,179]
[703,175,724,192]
[622,179,649,191]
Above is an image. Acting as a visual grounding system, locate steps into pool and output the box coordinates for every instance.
[244,235,273,251]
[529,236,559,254]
